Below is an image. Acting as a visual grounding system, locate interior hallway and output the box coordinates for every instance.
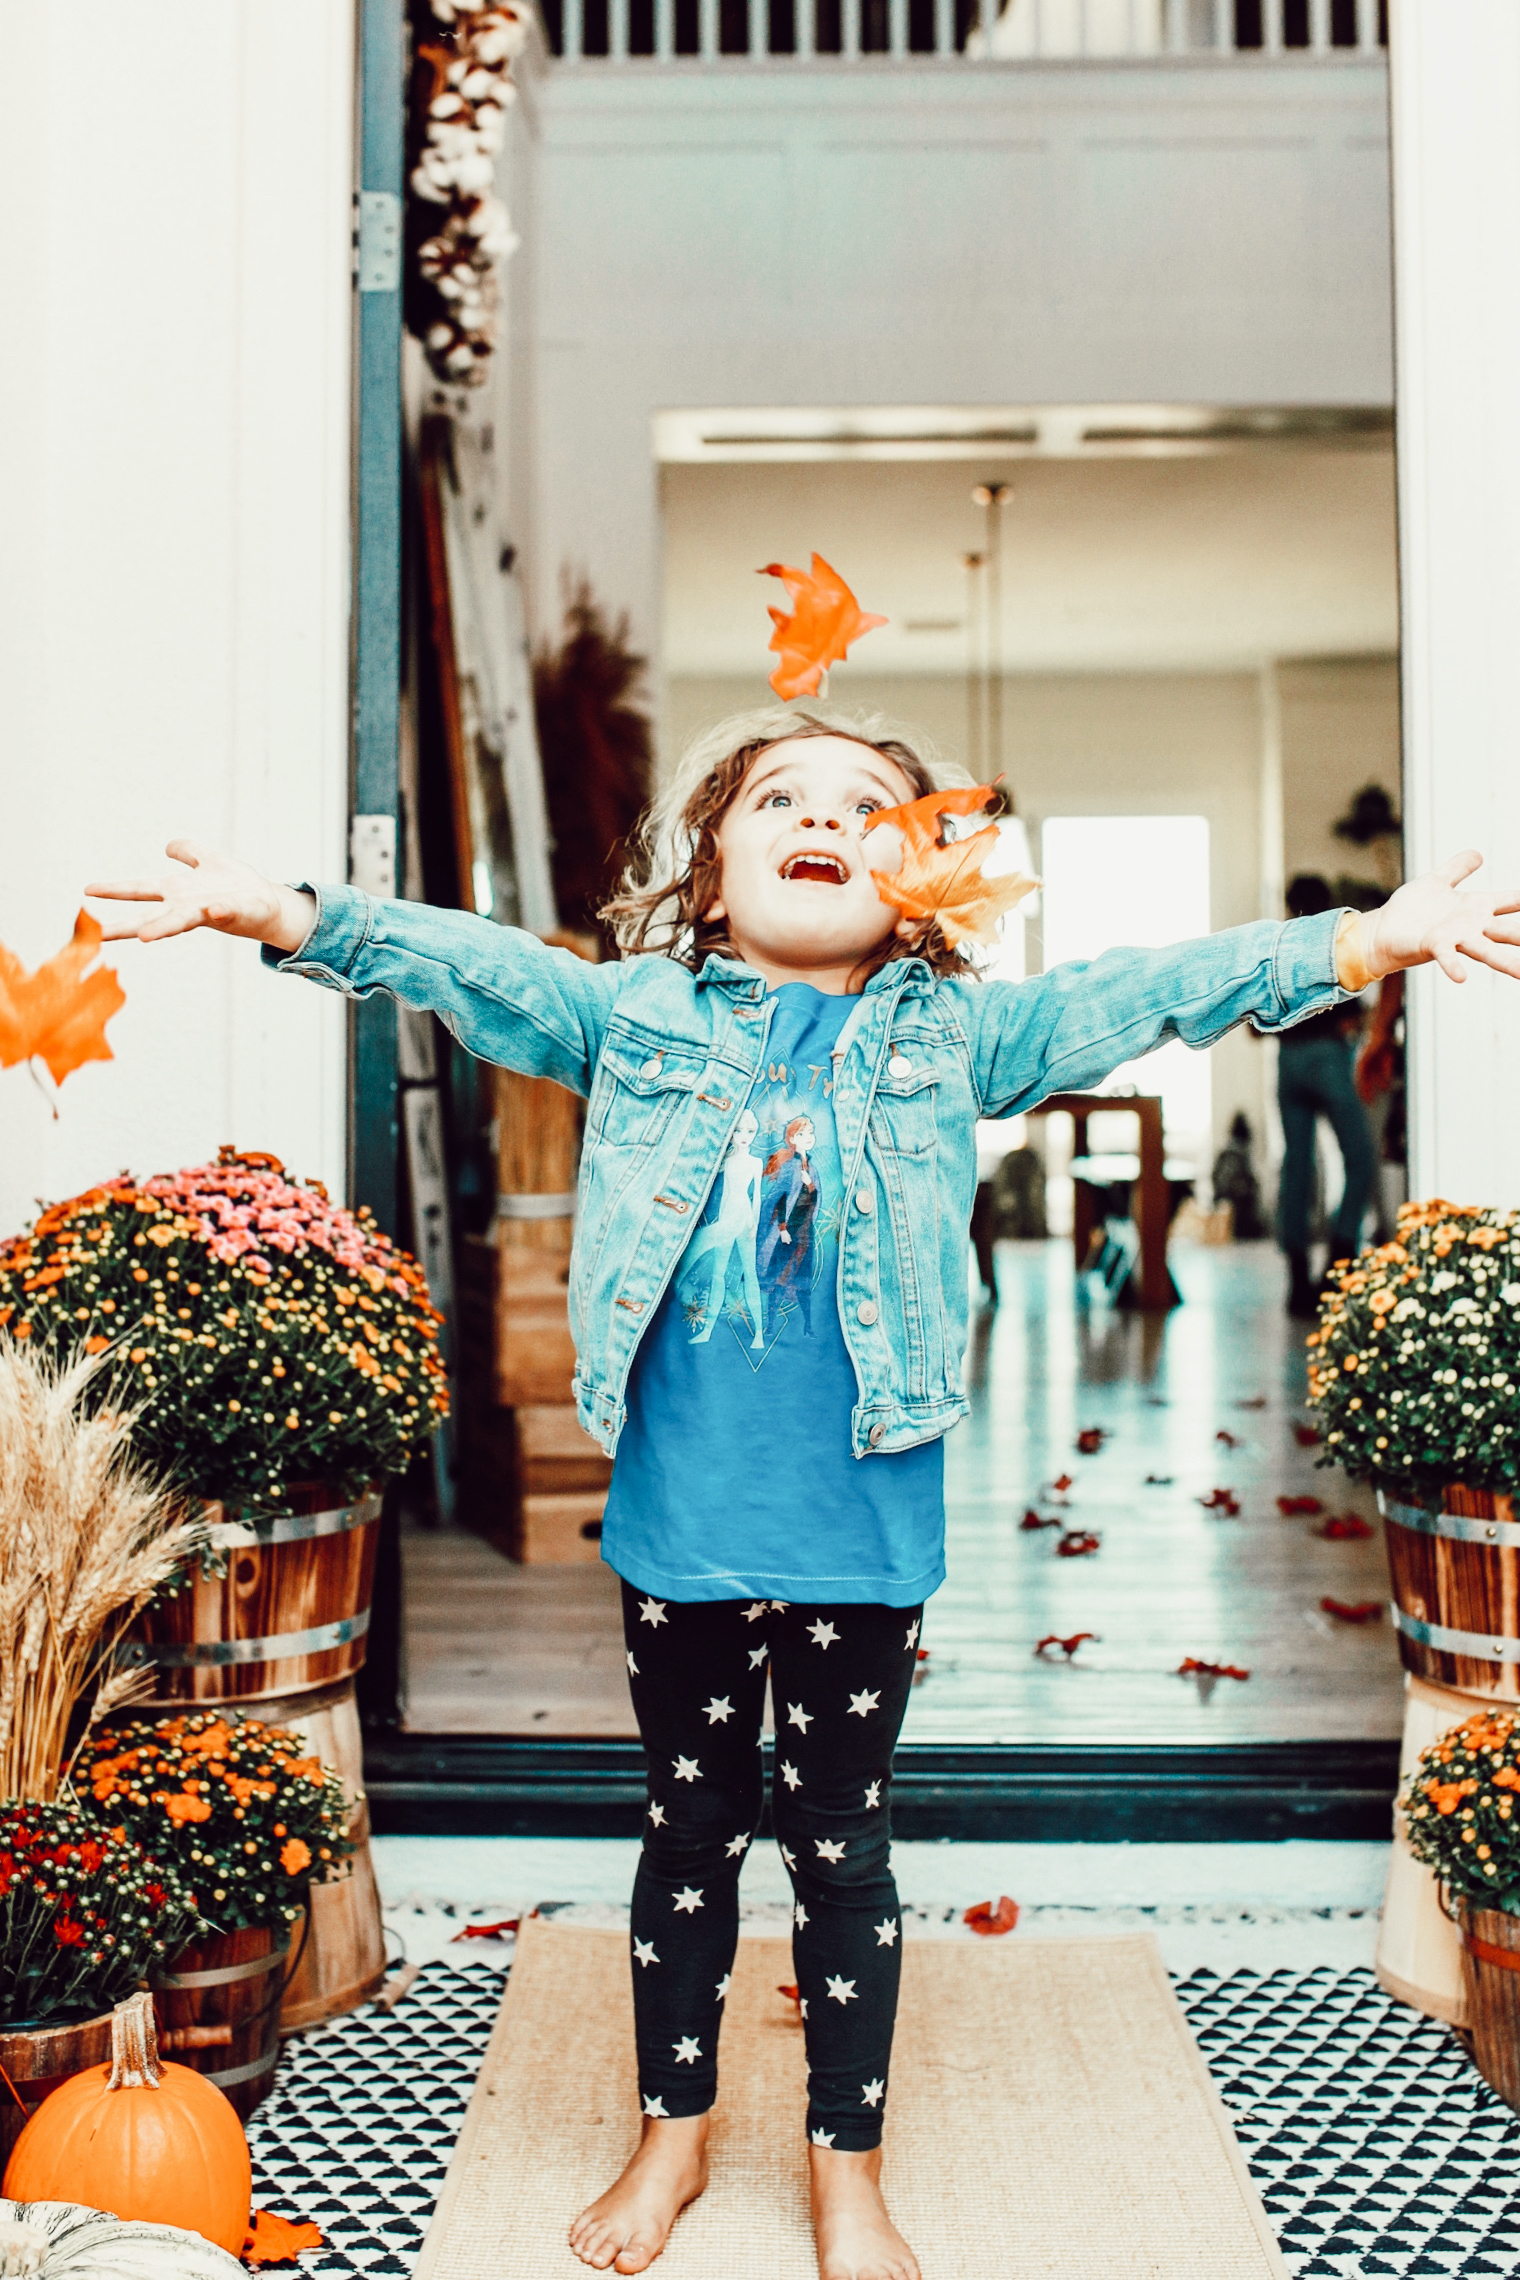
[402,1241,1402,1743]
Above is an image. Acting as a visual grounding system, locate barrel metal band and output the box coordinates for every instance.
[1382,1495,1520,1551]
[496,1192,576,1221]
[229,1492,382,1546]
[202,2040,280,2089]
[125,1609,370,1669]
[1392,1604,1520,1663]
[1466,1933,1520,1975]
[157,1948,288,1989]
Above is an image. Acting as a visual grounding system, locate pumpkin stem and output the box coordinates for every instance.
[106,1989,164,2090]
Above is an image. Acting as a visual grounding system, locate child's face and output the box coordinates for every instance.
[705,735,915,977]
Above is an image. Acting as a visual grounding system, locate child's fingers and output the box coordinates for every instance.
[83,878,167,902]
[163,836,213,869]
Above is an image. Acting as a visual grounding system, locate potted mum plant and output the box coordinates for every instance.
[1308,1201,1520,1696]
[77,1710,351,2118]
[1401,1705,1520,2108]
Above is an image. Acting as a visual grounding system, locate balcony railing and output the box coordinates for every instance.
[542,0,1387,63]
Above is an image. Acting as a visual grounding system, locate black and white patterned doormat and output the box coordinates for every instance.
[247,1947,1520,2277]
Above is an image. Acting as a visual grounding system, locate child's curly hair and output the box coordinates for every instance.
[602,703,983,982]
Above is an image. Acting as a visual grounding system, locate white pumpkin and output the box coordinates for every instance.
[0,2200,244,2278]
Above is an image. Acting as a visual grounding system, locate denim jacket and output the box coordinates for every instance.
[271,890,1350,1459]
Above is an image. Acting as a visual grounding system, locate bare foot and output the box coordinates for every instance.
[569,2112,711,2273]
[809,2144,920,2280]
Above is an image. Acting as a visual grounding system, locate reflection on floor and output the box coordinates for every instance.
[402,1241,1403,1742]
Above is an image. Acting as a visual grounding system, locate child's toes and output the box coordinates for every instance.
[612,2230,664,2274]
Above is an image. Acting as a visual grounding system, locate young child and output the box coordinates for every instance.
[90,704,1520,2280]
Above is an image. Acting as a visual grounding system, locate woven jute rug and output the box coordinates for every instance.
[413,1919,1286,2279]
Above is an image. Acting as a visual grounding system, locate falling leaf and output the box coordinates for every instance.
[964,1895,1019,1937]
[863,782,1039,948]
[244,2211,325,2264]
[454,1918,520,1939]
[1321,1596,1383,1625]
[1319,1512,1374,1542]
[1020,1508,1061,1532]
[1292,1422,1322,1447]
[1056,1529,1101,1558]
[1034,1632,1097,1660]
[1178,1657,1250,1682]
[0,910,125,1087]
[758,553,887,699]
[915,1647,930,1662]
[1198,1489,1241,1516]
[1277,1494,1324,1516]
[1050,1473,1074,1494]
[1076,1427,1108,1455]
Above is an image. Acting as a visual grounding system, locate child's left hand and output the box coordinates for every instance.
[1350,852,1520,985]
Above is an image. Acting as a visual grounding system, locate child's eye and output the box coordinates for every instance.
[763,792,792,810]
[854,799,881,817]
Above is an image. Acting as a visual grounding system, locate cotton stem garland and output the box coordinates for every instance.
[408,0,530,387]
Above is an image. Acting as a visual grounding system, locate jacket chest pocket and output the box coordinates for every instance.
[870,1062,940,1158]
[587,1043,707,1150]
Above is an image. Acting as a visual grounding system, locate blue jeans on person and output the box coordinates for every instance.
[1277,1036,1375,1264]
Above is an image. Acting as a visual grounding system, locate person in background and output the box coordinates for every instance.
[1356,968,1407,1241]
[1210,1111,1264,1240]
[1277,873,1377,1318]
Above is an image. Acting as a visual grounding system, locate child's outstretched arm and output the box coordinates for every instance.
[86,842,620,1096]
[965,849,1520,1120]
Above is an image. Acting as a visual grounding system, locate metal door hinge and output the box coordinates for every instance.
[355,190,402,293]
[350,813,397,896]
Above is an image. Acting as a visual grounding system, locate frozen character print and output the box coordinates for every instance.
[678,1108,766,1348]
[758,1115,822,1338]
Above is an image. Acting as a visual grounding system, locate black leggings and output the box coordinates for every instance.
[620,1583,923,2149]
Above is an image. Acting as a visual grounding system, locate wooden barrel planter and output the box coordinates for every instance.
[126,1483,382,1703]
[1459,1904,1520,2111]
[0,2013,112,2165]
[153,1924,290,2121]
[1375,1673,1497,2027]
[1380,1485,1520,1700]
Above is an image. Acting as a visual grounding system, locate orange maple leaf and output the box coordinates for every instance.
[758,553,887,700]
[244,2210,325,2265]
[0,910,126,1085]
[862,783,1039,947]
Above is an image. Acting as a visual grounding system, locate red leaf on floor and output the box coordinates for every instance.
[1321,1596,1383,1624]
[778,1983,801,2005]
[1056,1530,1101,1558]
[1178,1657,1250,1682]
[455,1918,520,1939]
[916,1647,931,1661]
[1277,1495,1324,1516]
[1076,1427,1107,1454]
[1144,1473,1174,1486]
[1198,1489,1241,1516]
[1034,1632,1097,1660]
[1293,1423,1322,1447]
[1319,1512,1374,1541]
[964,1895,1020,1937]
[1216,1429,1243,1448]
[1050,1473,1074,1493]
[1020,1508,1061,1531]
[244,2210,324,2265]
[1235,1397,1268,1410]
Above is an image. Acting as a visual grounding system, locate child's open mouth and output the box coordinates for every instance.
[779,854,850,885]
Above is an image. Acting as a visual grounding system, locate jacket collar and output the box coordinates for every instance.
[693,952,934,1004]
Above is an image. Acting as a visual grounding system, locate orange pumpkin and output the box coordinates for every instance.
[2,1991,250,2254]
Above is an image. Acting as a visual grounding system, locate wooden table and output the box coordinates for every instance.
[1025,1092,1175,1311]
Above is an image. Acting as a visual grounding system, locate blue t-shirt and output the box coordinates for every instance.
[600,982,946,1607]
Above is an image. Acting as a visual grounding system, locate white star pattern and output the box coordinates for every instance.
[703,1695,733,1724]
[786,1702,814,1732]
[673,2036,702,2065]
[648,1801,666,1826]
[626,1651,639,1675]
[781,1761,802,1791]
[674,1755,701,1782]
[861,2078,885,2108]
[780,1843,797,1868]
[864,1781,882,1809]
[744,1602,767,1623]
[770,1600,790,1611]
[807,1618,839,1650]
[795,1901,809,1930]
[826,1975,858,2005]
[643,2094,669,2117]
[639,1598,668,1628]
[848,1688,881,1718]
[674,1886,704,1914]
[874,1918,898,1947]
[799,1996,809,2018]
[815,1836,846,1864]
[811,2129,836,2146]
[747,1644,768,1670]
[905,1617,920,1649]
[724,1832,750,1859]
[634,1938,659,1967]
[715,1973,731,2000]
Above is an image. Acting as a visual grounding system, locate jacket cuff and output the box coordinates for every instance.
[1265,906,1355,1029]
[260,883,373,990]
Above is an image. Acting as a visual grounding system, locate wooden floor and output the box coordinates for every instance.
[402,1241,1404,1744]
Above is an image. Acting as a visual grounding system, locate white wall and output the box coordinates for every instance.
[0,3,355,1238]
[1279,657,1402,892]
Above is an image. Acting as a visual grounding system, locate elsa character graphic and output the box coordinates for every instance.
[679,1107,766,1348]
[758,1114,821,1339]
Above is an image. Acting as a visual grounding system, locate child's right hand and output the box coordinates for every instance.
[85,841,317,954]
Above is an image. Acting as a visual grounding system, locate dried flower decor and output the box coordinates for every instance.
[0,1801,198,2025]
[81,1711,352,1937]
[0,1150,447,1512]
[1401,1707,1520,1913]
[1306,1200,1520,1497]
[407,0,529,386]
[0,1342,204,1805]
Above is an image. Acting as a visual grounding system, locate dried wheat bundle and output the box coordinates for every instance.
[0,1337,205,1802]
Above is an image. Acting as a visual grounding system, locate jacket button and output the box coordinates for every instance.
[641,1056,662,1077]
[857,1300,879,1326]
[868,1422,886,1446]
[854,1189,874,1214]
[888,1054,912,1077]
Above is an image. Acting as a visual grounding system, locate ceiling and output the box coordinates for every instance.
[659,437,1399,679]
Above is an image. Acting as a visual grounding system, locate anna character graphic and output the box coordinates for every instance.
[679,1107,766,1349]
[758,1114,821,1338]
